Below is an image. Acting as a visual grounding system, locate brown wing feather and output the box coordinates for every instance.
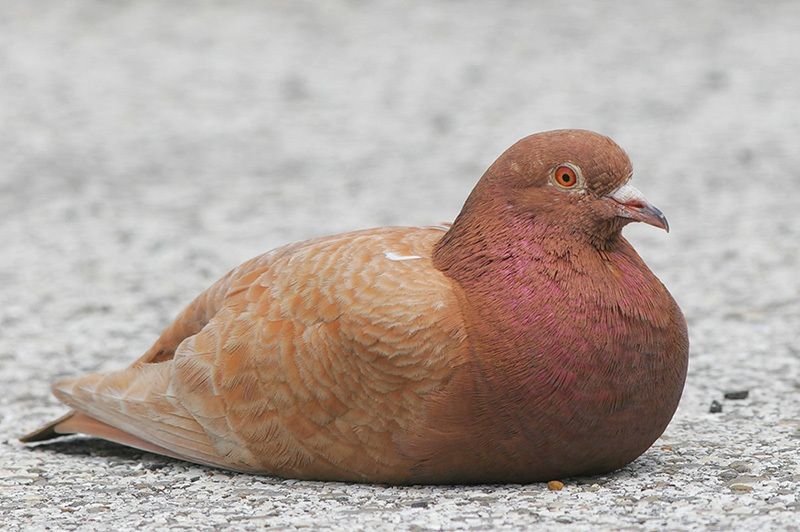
[50,363,239,470]
[24,227,468,483]
[21,237,319,443]
[39,412,212,466]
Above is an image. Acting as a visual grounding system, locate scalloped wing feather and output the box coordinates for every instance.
[36,227,468,482]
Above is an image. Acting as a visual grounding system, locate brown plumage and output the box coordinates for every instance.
[22,129,688,484]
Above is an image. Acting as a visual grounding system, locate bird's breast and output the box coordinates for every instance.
[414,246,688,483]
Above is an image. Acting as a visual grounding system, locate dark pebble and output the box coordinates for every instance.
[724,390,749,400]
[709,400,723,413]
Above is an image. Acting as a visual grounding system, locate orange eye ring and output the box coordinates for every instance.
[553,165,578,188]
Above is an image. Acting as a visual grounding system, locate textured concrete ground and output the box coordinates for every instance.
[1,1,799,530]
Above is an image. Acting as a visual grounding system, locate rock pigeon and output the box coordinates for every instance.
[22,129,689,484]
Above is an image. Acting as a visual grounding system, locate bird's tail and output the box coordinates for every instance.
[19,367,242,471]
[19,412,78,443]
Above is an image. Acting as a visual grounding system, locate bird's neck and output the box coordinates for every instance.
[433,197,621,286]
[432,196,672,344]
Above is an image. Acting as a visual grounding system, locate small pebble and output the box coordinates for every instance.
[729,461,751,473]
[547,480,565,491]
[709,400,723,413]
[724,390,749,400]
[729,483,754,492]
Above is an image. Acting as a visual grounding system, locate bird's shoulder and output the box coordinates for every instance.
[222,225,462,321]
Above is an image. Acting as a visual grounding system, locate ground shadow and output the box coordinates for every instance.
[20,436,649,488]
[24,436,199,471]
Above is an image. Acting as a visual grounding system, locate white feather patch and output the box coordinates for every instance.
[384,252,422,261]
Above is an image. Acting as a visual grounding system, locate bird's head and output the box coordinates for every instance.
[478,129,668,244]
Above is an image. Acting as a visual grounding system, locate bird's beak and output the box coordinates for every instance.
[606,183,669,232]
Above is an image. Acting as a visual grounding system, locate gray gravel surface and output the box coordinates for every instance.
[1,1,799,530]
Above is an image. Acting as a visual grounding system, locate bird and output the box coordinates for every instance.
[21,129,689,485]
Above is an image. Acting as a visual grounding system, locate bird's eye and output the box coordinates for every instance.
[553,165,579,188]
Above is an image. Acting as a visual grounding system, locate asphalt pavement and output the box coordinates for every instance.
[1,1,798,530]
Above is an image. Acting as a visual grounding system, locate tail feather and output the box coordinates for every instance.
[21,363,248,472]
[21,410,211,465]
[19,412,77,443]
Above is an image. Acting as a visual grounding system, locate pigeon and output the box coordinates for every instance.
[22,129,689,485]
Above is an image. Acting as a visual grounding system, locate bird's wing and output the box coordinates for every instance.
[44,227,469,481]
[20,240,303,443]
